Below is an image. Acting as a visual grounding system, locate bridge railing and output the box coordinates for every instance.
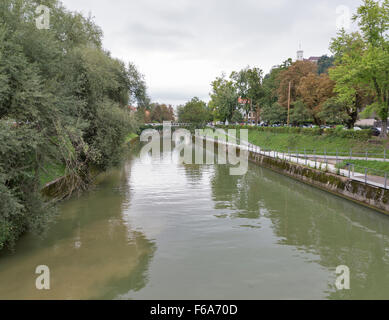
[144,123,191,127]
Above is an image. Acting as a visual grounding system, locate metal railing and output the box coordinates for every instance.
[201,128,389,190]
[144,123,192,127]
[253,148,389,162]
[342,163,389,189]
[246,144,389,190]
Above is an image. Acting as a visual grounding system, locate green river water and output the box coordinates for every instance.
[1,143,389,300]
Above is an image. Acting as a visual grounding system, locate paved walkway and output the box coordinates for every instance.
[199,130,389,190]
[289,153,388,162]
[248,145,388,190]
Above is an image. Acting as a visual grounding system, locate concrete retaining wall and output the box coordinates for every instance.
[248,151,389,214]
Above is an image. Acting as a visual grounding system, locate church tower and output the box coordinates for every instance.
[297,44,304,61]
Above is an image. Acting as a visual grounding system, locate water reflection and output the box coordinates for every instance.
[1,142,389,300]
[0,159,155,300]
[211,163,389,299]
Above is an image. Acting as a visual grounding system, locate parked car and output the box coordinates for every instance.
[371,127,381,136]
[353,126,362,131]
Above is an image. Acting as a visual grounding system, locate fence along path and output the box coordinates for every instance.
[199,128,389,190]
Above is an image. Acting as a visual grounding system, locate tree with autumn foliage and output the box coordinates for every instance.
[297,73,335,125]
[150,103,175,123]
[277,61,317,108]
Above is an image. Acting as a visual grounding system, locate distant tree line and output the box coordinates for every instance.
[139,103,175,123]
[207,0,388,136]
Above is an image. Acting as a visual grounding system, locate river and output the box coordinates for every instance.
[1,142,389,300]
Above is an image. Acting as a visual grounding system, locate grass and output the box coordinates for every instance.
[335,160,389,177]
[247,131,388,157]
[40,132,138,188]
[124,132,138,144]
[40,162,66,186]
[203,129,229,141]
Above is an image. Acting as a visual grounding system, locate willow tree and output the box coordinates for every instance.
[0,0,145,250]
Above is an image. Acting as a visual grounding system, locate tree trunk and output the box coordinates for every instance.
[381,119,388,138]
[255,106,261,125]
[346,110,358,129]
[312,116,321,126]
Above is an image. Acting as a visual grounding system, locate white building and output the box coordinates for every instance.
[296,46,321,64]
[297,49,304,61]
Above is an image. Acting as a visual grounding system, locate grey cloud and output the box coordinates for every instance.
[61,0,361,106]
[151,88,209,105]
[123,22,196,50]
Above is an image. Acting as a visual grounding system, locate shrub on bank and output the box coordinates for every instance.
[0,2,140,251]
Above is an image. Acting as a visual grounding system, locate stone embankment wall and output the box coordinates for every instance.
[249,151,389,214]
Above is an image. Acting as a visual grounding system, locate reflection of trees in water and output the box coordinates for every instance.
[182,164,205,183]
[210,165,264,219]
[126,139,143,158]
[261,175,389,299]
[90,161,157,300]
[0,155,156,300]
[210,163,389,299]
[92,231,156,300]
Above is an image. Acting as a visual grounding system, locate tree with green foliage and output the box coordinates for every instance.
[231,66,264,119]
[317,55,335,74]
[209,75,238,122]
[289,100,311,126]
[0,0,144,250]
[261,102,287,125]
[178,97,211,125]
[329,31,375,129]
[260,59,292,121]
[330,0,389,136]
[128,62,150,108]
[231,110,244,123]
[318,97,354,126]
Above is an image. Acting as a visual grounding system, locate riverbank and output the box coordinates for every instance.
[248,151,389,214]
[124,133,139,144]
[248,131,386,154]
[217,125,389,156]
[41,133,139,199]
[200,131,389,214]
[3,136,389,299]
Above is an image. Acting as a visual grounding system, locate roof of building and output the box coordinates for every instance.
[305,56,321,63]
[355,119,376,127]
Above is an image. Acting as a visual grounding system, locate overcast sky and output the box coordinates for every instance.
[61,0,360,106]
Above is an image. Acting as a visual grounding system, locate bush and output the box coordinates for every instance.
[0,1,141,250]
[0,121,56,250]
[323,128,371,140]
[91,101,137,169]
